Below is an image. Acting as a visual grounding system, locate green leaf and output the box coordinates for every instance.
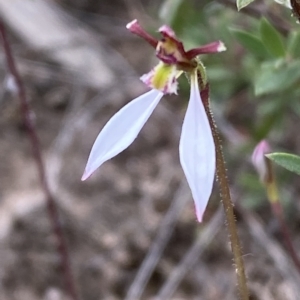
[230,28,269,58]
[254,59,300,96]
[287,31,300,59]
[236,0,256,10]
[267,153,300,175]
[260,18,285,57]
[254,101,284,139]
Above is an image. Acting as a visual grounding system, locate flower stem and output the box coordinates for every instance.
[0,20,79,300]
[264,159,300,273]
[197,73,249,300]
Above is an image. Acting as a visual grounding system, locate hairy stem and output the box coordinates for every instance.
[0,20,79,300]
[198,75,249,299]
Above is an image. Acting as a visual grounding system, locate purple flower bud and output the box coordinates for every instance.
[252,140,271,183]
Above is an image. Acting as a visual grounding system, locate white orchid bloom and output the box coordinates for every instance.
[82,20,226,222]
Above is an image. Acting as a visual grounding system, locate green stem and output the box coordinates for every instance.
[197,72,249,300]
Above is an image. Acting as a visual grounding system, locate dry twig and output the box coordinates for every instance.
[0,19,79,300]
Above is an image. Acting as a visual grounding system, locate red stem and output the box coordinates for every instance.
[271,202,300,273]
[0,20,79,300]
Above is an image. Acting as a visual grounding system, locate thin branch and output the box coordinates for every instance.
[0,19,79,300]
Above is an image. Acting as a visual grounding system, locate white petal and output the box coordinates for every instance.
[179,73,215,222]
[82,89,163,180]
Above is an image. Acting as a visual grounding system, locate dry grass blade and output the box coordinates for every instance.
[125,181,191,300]
[239,206,300,299]
[46,83,131,193]
[0,0,114,88]
[155,207,224,300]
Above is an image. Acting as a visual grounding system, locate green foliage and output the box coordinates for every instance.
[287,31,300,58]
[230,28,269,59]
[229,16,300,102]
[259,18,286,58]
[267,153,300,175]
[254,59,300,95]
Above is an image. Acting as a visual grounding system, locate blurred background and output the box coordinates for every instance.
[0,0,300,299]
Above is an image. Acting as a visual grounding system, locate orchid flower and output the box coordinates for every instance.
[82,20,226,222]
